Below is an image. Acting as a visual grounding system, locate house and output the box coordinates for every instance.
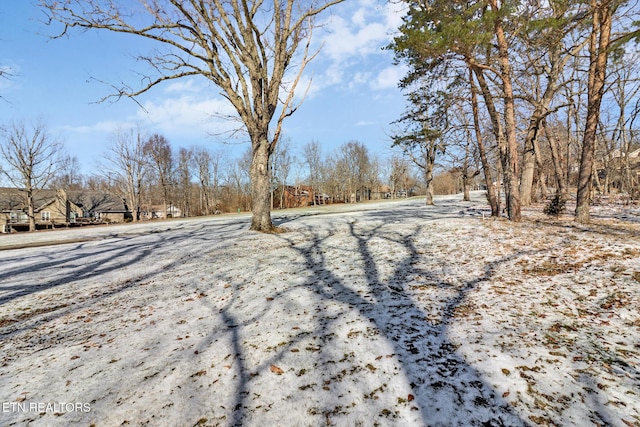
[273,185,314,209]
[67,191,132,223]
[0,188,135,232]
[0,188,83,232]
[596,147,640,193]
[144,204,182,219]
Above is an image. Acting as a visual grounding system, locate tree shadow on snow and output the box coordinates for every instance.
[271,215,529,426]
[0,220,245,337]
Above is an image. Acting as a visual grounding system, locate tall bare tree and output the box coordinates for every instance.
[192,145,225,215]
[192,145,213,215]
[177,147,193,217]
[0,120,64,231]
[387,154,411,199]
[143,134,174,218]
[50,155,85,191]
[468,67,499,216]
[41,0,344,232]
[104,127,147,222]
[302,140,322,205]
[336,141,373,203]
[271,137,293,209]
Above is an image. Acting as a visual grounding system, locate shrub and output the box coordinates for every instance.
[544,194,566,217]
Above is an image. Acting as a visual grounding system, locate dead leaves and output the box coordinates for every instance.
[270,364,284,375]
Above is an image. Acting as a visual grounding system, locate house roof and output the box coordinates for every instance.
[607,148,640,160]
[67,191,130,213]
[0,188,129,214]
[0,188,61,212]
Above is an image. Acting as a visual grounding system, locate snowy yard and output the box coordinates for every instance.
[0,192,639,426]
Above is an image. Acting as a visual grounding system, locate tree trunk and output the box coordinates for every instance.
[520,146,535,206]
[532,137,548,202]
[519,120,539,206]
[576,0,614,223]
[469,68,499,216]
[463,177,471,201]
[544,123,568,199]
[518,39,571,206]
[492,10,521,222]
[27,188,36,232]
[425,164,434,206]
[250,138,276,232]
[473,67,508,216]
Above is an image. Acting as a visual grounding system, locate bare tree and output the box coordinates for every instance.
[103,127,147,222]
[192,145,225,215]
[177,147,193,217]
[191,146,213,215]
[0,120,64,231]
[388,155,410,199]
[41,0,344,232]
[271,137,293,209]
[225,148,252,212]
[143,134,174,218]
[50,155,85,191]
[321,156,341,203]
[302,140,322,205]
[336,141,373,203]
[543,118,570,199]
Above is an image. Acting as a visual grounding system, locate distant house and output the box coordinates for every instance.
[0,188,83,232]
[67,191,132,223]
[144,204,182,219]
[596,147,640,192]
[372,184,392,200]
[274,185,314,209]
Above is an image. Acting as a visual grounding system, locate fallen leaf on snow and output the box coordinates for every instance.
[270,364,284,375]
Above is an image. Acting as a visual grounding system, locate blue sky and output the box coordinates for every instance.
[1,1,408,175]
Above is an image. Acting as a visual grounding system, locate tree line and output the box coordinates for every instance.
[389,0,640,223]
[1,119,439,226]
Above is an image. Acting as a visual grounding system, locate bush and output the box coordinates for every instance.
[544,194,566,217]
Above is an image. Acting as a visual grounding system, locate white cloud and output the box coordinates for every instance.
[321,15,388,61]
[59,119,125,136]
[311,0,406,93]
[371,65,407,90]
[60,90,241,145]
[136,94,244,142]
[161,79,202,94]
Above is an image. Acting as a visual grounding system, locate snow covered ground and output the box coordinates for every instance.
[0,192,638,426]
